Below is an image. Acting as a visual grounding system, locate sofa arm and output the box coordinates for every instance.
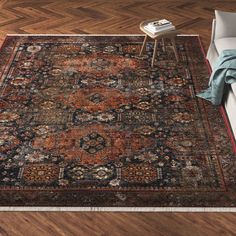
[210,19,216,43]
[207,19,218,67]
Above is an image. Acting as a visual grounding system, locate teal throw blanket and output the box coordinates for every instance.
[197,49,236,105]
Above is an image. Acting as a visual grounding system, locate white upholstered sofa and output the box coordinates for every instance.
[207,10,236,139]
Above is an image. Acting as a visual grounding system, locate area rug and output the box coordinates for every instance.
[0,34,235,210]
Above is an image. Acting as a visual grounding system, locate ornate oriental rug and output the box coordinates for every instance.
[0,35,235,210]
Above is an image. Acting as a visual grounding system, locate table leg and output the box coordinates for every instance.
[162,38,165,52]
[139,35,148,56]
[171,38,179,62]
[151,39,158,67]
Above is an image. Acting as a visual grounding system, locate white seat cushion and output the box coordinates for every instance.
[224,86,236,138]
[214,37,236,54]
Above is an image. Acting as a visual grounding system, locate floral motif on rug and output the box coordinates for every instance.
[0,35,235,207]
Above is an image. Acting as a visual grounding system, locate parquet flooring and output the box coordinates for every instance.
[0,0,236,235]
[0,0,236,49]
[0,212,236,236]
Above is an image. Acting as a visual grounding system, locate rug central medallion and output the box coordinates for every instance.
[88,93,105,104]
[80,132,106,154]
[32,124,154,165]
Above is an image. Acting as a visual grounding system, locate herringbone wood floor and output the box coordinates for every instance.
[0,0,236,48]
[0,0,236,235]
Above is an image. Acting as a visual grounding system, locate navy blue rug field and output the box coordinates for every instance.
[0,35,235,207]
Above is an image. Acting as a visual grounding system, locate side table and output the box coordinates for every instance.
[139,19,179,67]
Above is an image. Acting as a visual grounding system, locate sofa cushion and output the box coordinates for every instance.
[214,37,236,54]
[224,86,236,138]
[215,10,236,39]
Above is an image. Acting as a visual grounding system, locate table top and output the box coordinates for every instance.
[140,19,178,39]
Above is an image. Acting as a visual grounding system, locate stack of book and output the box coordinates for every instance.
[144,19,175,35]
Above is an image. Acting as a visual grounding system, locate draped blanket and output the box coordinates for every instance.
[197,49,236,105]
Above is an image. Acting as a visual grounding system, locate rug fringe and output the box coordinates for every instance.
[6,33,200,37]
[0,207,235,212]
[7,34,146,36]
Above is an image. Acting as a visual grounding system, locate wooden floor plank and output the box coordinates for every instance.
[0,0,235,48]
[0,212,236,236]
